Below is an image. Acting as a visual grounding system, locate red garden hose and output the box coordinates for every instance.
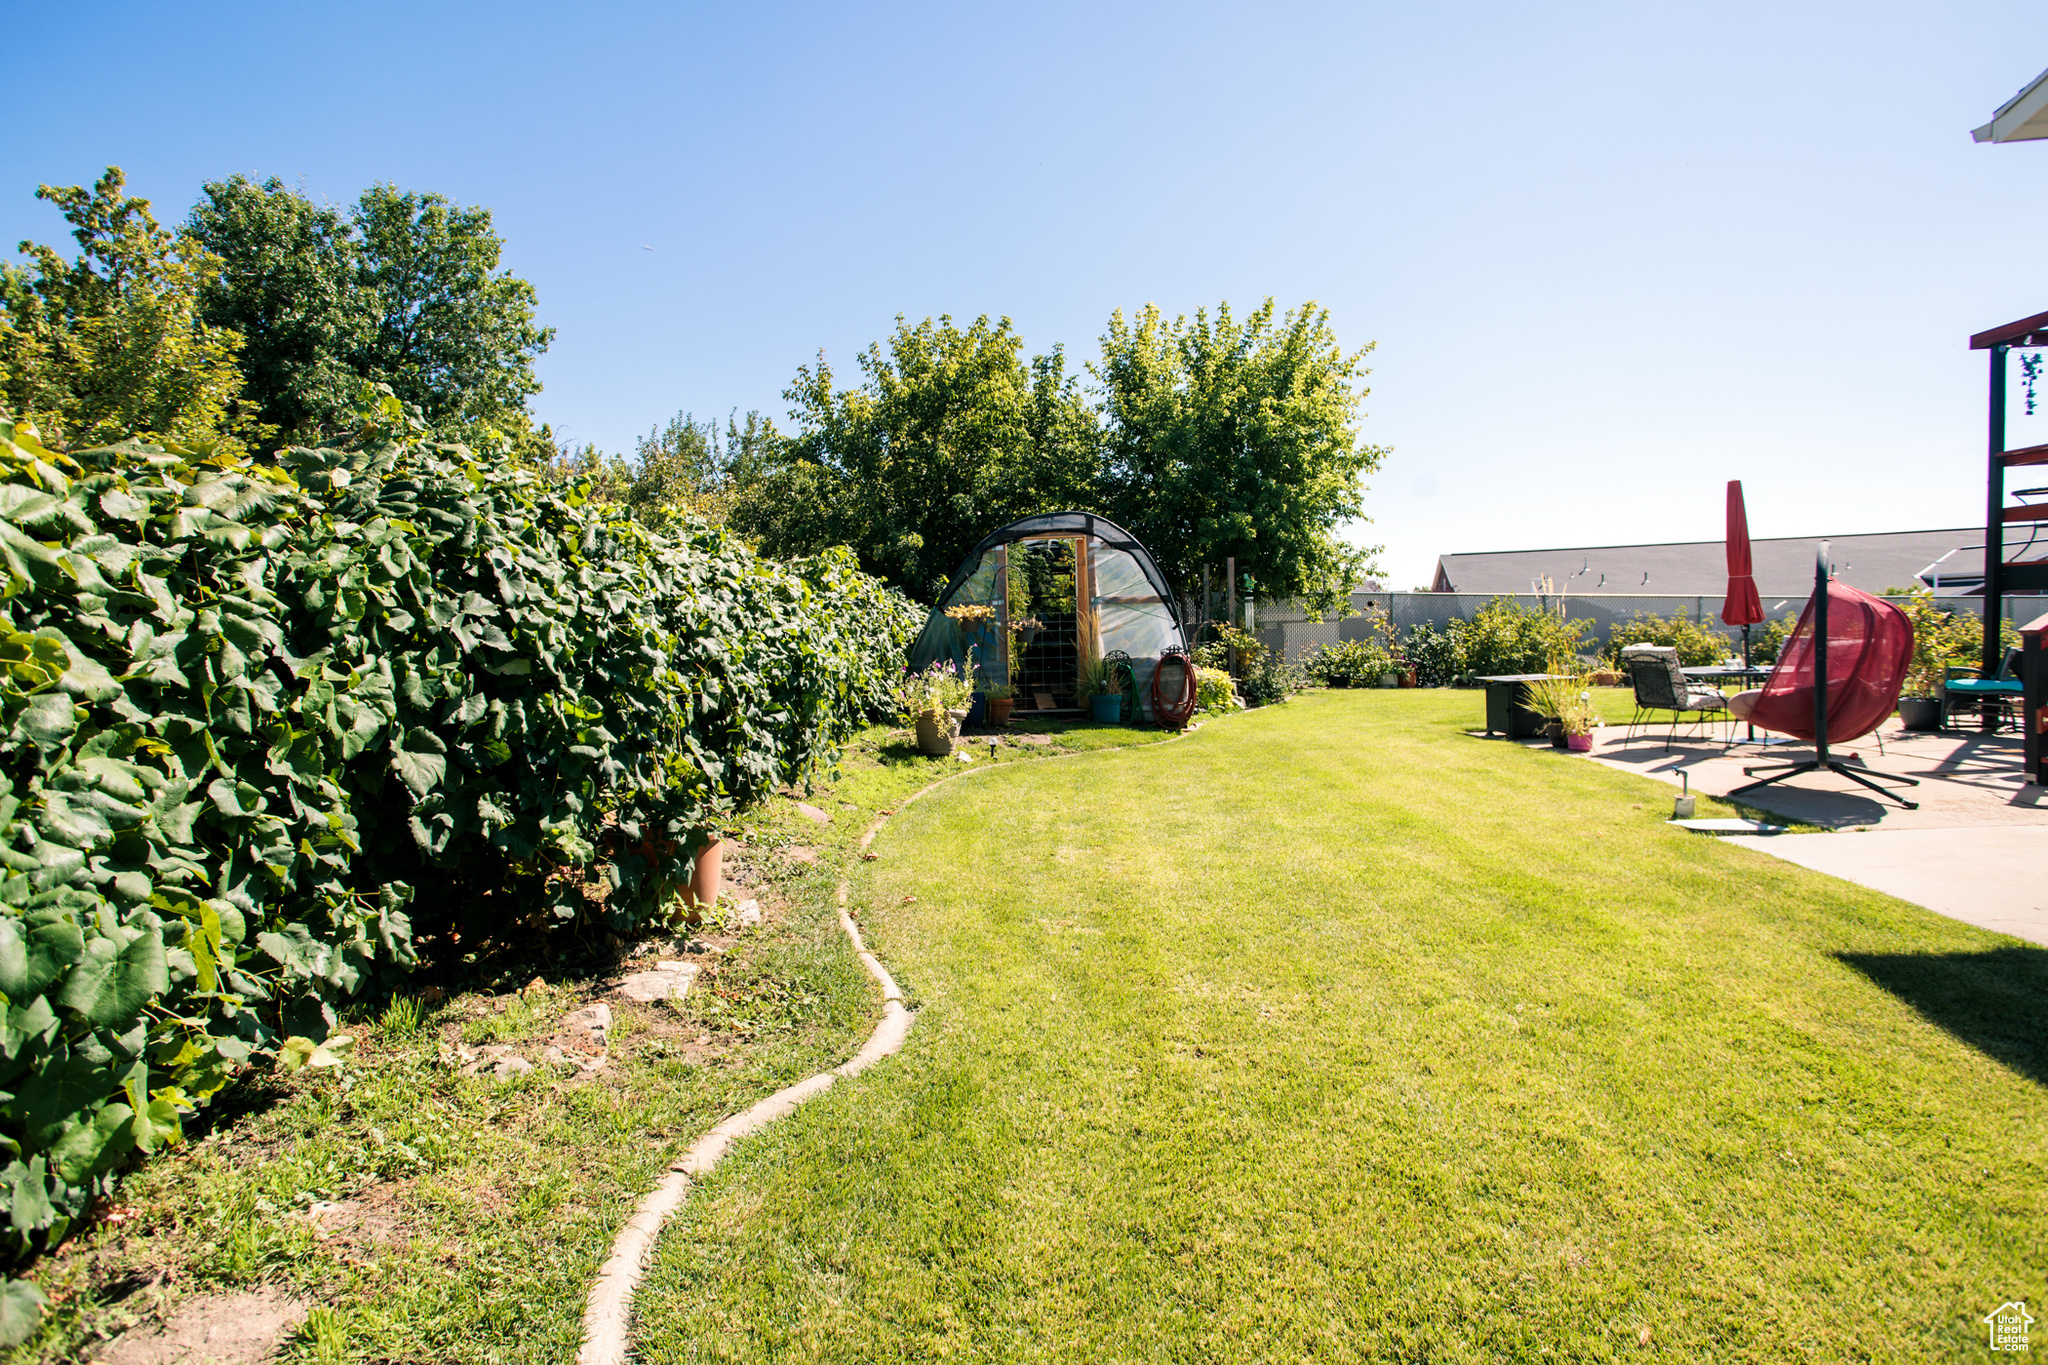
[1152,648,1199,729]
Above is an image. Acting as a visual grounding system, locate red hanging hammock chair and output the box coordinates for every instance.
[1746,579,1913,745]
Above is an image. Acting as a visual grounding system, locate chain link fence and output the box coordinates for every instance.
[1239,592,2048,665]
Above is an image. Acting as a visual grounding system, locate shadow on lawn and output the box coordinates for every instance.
[1838,946,2048,1086]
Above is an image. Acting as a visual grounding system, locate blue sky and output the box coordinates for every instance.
[7,1,2048,590]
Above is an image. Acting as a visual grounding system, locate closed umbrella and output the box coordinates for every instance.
[1722,480,1766,666]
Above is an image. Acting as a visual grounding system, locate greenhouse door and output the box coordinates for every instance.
[1003,536,1097,709]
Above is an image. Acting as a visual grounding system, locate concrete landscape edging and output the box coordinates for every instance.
[574,721,1214,1364]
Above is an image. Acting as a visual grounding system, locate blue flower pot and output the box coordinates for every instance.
[1090,694,1123,723]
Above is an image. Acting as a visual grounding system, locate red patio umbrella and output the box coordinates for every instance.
[1722,480,1766,665]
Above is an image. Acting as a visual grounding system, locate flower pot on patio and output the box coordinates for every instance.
[1897,696,1940,731]
[1547,722,1568,749]
[1566,732,1593,752]
[989,698,1014,726]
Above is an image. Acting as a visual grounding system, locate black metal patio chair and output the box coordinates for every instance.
[1621,644,1730,750]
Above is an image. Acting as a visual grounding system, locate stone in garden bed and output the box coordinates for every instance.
[99,1287,309,1365]
[614,960,701,1003]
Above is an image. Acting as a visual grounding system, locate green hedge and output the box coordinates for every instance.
[1601,608,1728,669]
[1443,597,1589,678]
[0,399,914,1306]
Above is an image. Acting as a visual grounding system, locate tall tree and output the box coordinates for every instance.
[185,177,553,447]
[731,315,1100,599]
[1093,299,1383,613]
[0,168,251,450]
[625,409,778,530]
[348,184,552,441]
[182,175,364,440]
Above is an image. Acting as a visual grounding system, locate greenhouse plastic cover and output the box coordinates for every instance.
[906,513,1186,718]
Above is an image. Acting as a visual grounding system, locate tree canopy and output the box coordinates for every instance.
[729,303,1382,609]
[729,315,1099,598]
[184,175,553,447]
[0,169,251,451]
[1094,300,1384,615]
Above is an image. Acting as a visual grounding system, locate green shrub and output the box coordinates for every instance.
[0,396,909,1294]
[1403,621,1458,687]
[1884,588,2013,695]
[1451,597,1588,679]
[1603,609,1728,668]
[1301,639,1391,684]
[1304,605,1397,685]
[1194,666,1233,713]
[1240,651,1299,707]
[1749,611,1800,667]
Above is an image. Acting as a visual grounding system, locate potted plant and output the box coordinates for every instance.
[945,602,998,632]
[1897,692,1942,732]
[1011,614,1044,647]
[983,678,1017,727]
[1898,633,1950,733]
[1559,688,1603,751]
[1521,676,1603,750]
[897,664,975,755]
[1077,656,1123,723]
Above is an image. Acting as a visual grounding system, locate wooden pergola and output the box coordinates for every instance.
[1969,310,2048,673]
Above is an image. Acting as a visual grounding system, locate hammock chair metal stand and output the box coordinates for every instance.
[1729,548,1921,810]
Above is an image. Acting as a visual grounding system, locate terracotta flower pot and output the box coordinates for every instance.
[989,698,1014,726]
[688,836,722,922]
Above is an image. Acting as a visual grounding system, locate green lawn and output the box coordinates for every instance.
[636,688,2048,1362]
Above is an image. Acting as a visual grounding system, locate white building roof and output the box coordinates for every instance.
[1974,67,2048,143]
[1431,527,1981,598]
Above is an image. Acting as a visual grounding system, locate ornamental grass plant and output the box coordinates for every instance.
[1520,675,1604,736]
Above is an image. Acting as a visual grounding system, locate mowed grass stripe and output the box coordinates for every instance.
[636,690,2047,1363]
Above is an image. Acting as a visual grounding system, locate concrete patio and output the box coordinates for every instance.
[1579,721,2048,945]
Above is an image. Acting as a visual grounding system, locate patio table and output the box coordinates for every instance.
[1475,673,1568,739]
